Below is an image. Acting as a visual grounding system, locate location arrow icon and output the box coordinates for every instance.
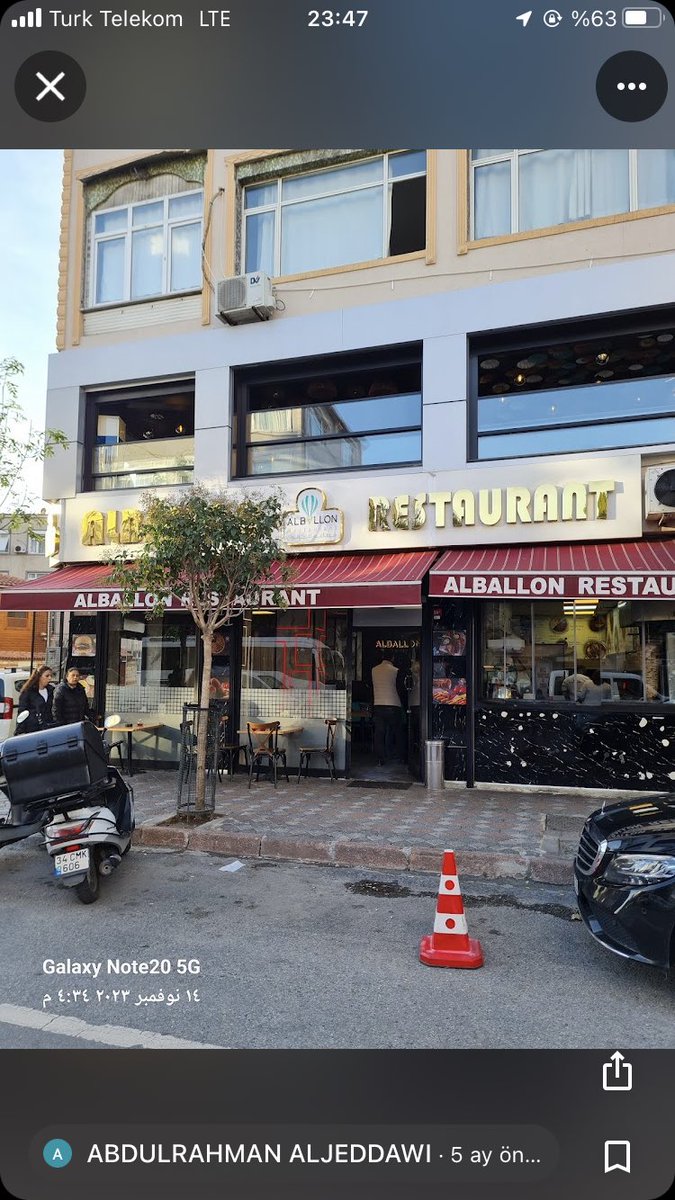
[516,11,533,26]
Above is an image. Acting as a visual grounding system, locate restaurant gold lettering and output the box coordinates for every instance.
[368,481,616,532]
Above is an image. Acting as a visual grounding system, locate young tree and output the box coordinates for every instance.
[0,357,68,536]
[106,486,290,812]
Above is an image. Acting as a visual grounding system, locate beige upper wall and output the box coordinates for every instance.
[58,149,675,351]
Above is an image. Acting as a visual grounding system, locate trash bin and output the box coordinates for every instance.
[425,739,445,789]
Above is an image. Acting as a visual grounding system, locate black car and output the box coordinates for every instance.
[574,794,675,971]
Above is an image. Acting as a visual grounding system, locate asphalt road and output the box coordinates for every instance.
[0,836,672,1050]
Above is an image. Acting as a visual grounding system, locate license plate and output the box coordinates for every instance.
[54,848,90,877]
[573,875,579,896]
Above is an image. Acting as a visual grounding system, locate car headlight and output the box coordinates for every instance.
[603,854,675,886]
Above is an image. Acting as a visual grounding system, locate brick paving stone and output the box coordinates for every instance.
[104,770,659,881]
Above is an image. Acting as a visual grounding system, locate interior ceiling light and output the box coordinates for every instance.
[480,358,500,370]
[525,373,543,384]
[517,357,536,370]
[657,332,674,343]
[149,412,165,421]
[639,336,656,347]
[596,370,614,380]
[515,373,526,385]
[175,424,185,434]
[595,352,610,364]
[493,384,509,393]
[142,430,153,439]
[629,363,644,372]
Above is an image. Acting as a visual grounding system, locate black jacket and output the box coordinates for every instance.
[52,681,90,726]
[16,684,55,734]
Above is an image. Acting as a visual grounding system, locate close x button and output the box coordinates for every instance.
[14,51,86,120]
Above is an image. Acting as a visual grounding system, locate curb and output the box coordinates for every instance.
[137,817,573,886]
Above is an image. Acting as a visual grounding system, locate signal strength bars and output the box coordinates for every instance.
[11,7,42,26]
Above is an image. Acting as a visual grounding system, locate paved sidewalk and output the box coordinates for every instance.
[127,769,632,885]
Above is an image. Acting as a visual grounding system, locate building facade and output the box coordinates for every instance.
[0,517,50,668]
[3,148,675,789]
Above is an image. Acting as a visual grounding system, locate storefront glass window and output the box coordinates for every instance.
[472,316,675,461]
[86,383,195,490]
[481,601,675,704]
[233,345,422,479]
[105,611,198,715]
[241,609,348,770]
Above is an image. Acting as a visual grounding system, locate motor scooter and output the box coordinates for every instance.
[0,715,134,904]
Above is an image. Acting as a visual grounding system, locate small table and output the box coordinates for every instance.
[102,722,162,776]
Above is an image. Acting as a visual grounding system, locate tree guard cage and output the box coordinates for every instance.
[177,700,228,815]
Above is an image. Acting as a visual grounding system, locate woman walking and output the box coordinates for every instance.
[52,667,91,726]
[16,665,55,734]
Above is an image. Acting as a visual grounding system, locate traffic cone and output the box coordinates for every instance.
[419,849,484,968]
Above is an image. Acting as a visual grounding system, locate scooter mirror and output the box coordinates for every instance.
[104,714,122,728]
[16,710,29,725]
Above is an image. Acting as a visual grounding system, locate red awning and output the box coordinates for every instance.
[267,550,438,607]
[430,538,675,600]
[0,551,438,611]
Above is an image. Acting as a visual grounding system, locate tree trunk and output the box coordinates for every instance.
[195,629,213,813]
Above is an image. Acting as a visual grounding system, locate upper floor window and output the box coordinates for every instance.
[472,310,675,460]
[471,149,675,240]
[0,533,9,553]
[243,151,426,278]
[233,345,422,478]
[91,190,203,306]
[84,382,195,490]
[27,535,45,555]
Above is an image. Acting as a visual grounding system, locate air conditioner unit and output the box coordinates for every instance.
[645,463,675,518]
[216,272,275,325]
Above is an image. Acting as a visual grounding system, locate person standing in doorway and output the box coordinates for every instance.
[371,649,404,765]
[53,667,91,726]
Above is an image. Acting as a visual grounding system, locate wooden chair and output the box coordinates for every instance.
[247,721,289,788]
[219,736,249,781]
[297,719,338,783]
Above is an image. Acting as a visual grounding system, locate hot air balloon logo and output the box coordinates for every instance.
[283,488,344,547]
[298,489,323,520]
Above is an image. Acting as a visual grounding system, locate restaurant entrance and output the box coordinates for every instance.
[350,609,422,782]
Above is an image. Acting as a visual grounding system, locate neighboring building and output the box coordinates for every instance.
[0,517,50,668]
[0,514,49,582]
[0,576,48,669]
[2,148,675,789]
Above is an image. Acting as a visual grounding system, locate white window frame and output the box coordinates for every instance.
[469,149,670,240]
[89,189,204,307]
[0,532,9,553]
[242,152,427,278]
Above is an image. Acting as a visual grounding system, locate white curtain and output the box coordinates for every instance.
[95,237,125,304]
[473,160,510,238]
[280,187,382,275]
[245,210,275,274]
[519,150,629,231]
[638,150,675,208]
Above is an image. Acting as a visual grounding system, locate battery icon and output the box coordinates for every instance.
[622,7,664,25]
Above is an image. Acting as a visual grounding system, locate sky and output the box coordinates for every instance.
[0,149,64,506]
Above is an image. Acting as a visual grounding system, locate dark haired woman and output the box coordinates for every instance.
[16,665,55,734]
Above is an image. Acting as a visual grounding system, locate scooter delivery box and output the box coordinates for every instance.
[0,721,108,808]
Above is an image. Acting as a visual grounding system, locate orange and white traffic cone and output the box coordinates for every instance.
[419,849,484,969]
